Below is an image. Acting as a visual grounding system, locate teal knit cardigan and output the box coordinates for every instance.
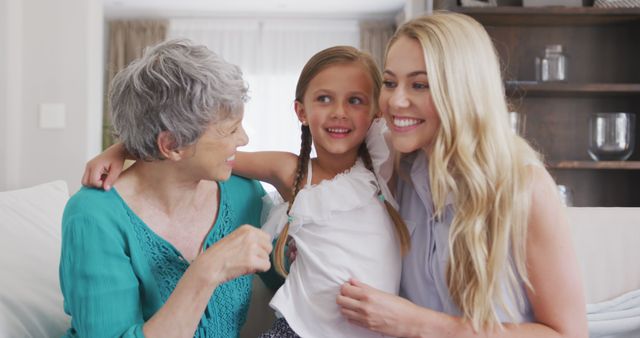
[59,176,280,338]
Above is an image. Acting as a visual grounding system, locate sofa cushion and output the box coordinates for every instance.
[568,207,640,304]
[0,180,71,337]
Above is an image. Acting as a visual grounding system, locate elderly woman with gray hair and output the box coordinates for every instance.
[59,40,275,338]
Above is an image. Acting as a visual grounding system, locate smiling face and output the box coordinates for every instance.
[180,111,248,182]
[381,36,441,154]
[296,63,374,161]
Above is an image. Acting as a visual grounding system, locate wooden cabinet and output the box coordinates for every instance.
[453,6,640,206]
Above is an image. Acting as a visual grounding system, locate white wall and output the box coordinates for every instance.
[0,0,7,186]
[1,0,21,191]
[400,0,432,23]
[0,0,103,193]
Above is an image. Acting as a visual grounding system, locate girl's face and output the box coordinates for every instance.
[296,63,374,161]
[380,36,441,154]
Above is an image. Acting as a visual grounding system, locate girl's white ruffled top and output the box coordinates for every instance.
[261,119,400,338]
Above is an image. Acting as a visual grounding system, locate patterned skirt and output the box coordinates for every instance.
[258,318,300,338]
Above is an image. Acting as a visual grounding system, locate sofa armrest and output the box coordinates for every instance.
[568,207,640,304]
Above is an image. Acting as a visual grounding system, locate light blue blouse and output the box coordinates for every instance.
[59,176,272,338]
[396,151,534,323]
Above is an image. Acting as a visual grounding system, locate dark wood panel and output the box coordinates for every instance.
[487,23,640,83]
[549,161,640,169]
[456,7,640,26]
[551,169,640,206]
[506,82,640,97]
[511,97,640,162]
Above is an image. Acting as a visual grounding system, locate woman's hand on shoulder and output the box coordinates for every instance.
[337,279,433,338]
[81,142,128,190]
[197,225,273,286]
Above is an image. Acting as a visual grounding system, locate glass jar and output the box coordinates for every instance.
[541,44,567,82]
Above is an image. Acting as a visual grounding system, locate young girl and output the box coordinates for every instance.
[336,12,588,338]
[83,46,410,338]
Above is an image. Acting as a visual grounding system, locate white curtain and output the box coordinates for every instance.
[359,20,395,69]
[168,19,359,155]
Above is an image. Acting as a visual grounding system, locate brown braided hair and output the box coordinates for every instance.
[358,143,411,256]
[273,124,312,276]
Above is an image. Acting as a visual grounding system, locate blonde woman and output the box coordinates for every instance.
[337,12,588,338]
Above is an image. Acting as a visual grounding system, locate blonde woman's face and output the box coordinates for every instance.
[380,36,440,154]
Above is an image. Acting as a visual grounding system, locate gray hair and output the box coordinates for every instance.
[109,39,249,160]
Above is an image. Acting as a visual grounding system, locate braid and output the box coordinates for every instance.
[274,125,313,276]
[358,143,375,172]
[290,125,313,202]
[359,143,411,255]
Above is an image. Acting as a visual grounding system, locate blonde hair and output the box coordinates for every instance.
[389,12,542,330]
[273,46,411,277]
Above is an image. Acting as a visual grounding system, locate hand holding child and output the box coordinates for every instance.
[337,278,434,338]
[199,225,273,286]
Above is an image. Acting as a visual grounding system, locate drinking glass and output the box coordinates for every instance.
[588,112,635,161]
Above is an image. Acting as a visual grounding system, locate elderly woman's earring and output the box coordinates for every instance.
[301,121,308,126]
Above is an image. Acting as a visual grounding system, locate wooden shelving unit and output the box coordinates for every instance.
[456,6,640,206]
[548,161,640,170]
[456,7,640,25]
[506,83,640,97]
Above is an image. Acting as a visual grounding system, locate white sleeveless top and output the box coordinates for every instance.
[261,119,401,338]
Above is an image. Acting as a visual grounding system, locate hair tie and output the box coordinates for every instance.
[287,215,294,223]
[377,194,385,202]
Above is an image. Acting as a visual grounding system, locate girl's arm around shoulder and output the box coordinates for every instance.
[82,142,131,190]
[234,151,299,200]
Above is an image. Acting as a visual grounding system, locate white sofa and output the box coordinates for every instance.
[0,181,639,337]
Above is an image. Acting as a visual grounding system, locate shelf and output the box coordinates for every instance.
[454,7,640,26]
[505,82,640,97]
[548,161,640,170]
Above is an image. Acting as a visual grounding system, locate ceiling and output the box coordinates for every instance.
[104,0,407,19]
